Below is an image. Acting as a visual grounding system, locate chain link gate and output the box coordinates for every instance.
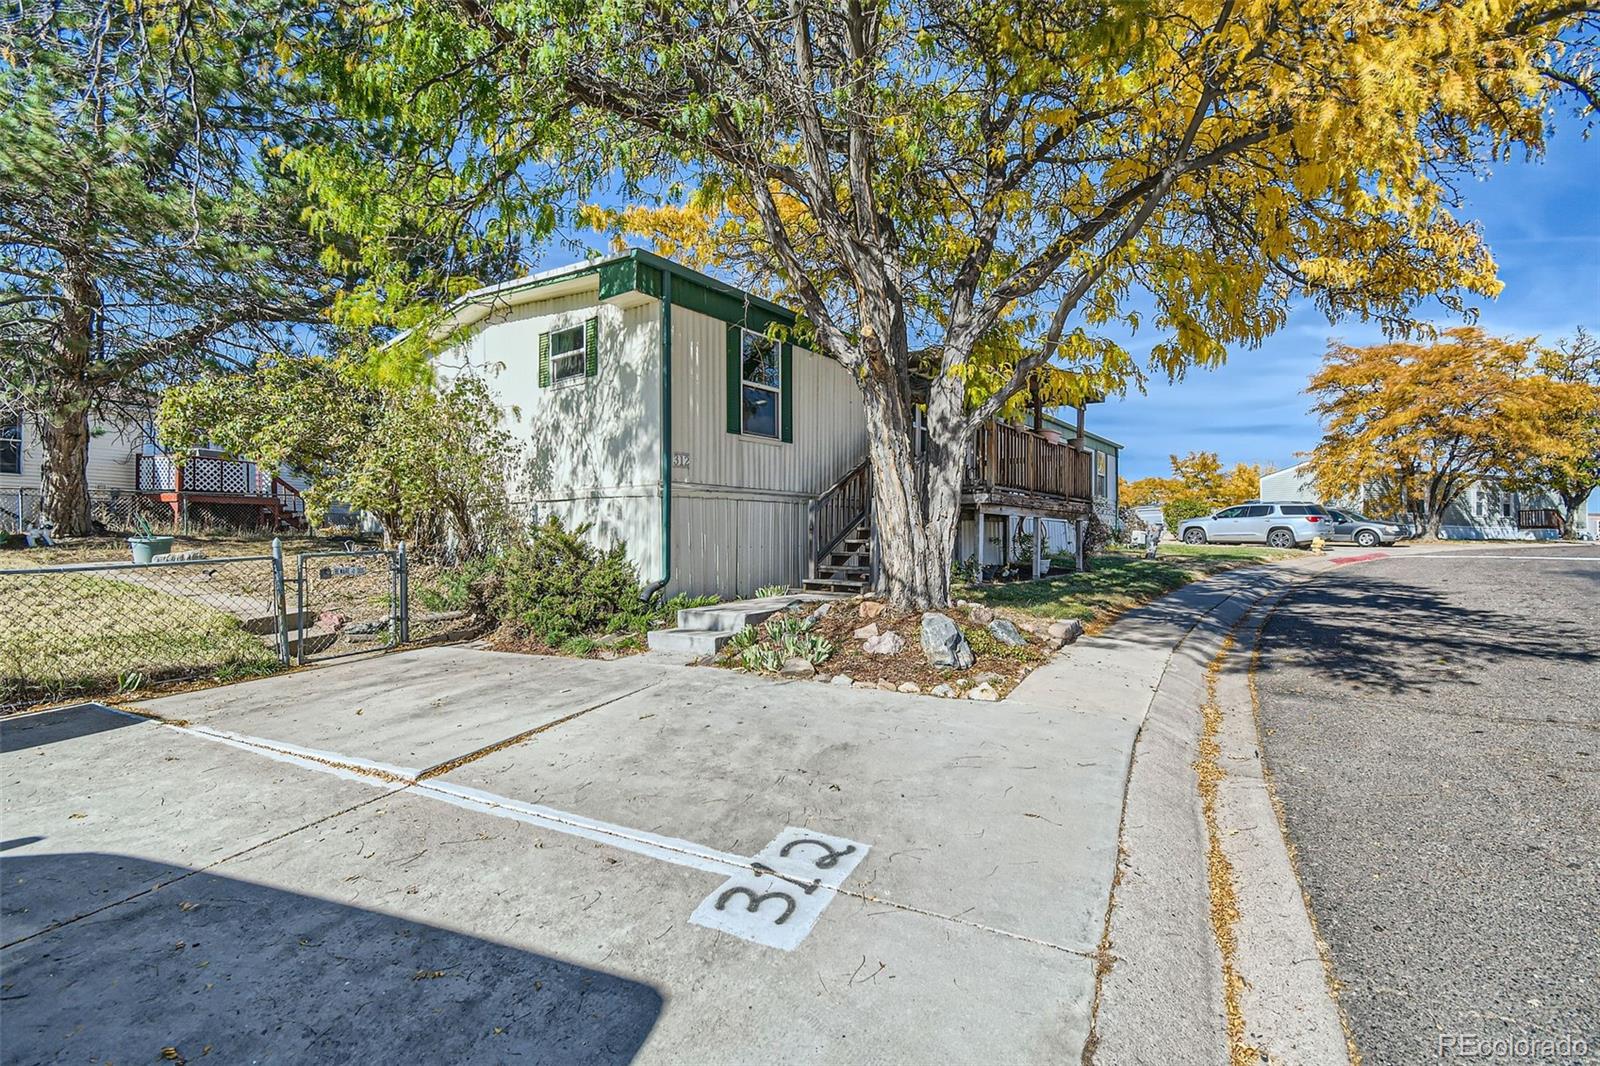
[293,544,409,664]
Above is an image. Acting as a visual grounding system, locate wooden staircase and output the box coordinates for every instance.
[802,458,875,595]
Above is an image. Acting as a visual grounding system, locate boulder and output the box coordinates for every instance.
[968,604,996,625]
[813,672,833,684]
[929,683,957,698]
[863,631,905,655]
[972,671,1004,686]
[831,674,855,687]
[897,681,922,694]
[876,679,897,692]
[779,657,816,679]
[857,600,886,620]
[852,622,880,640]
[986,619,1028,646]
[1048,619,1084,643]
[967,682,1001,702]
[920,613,975,669]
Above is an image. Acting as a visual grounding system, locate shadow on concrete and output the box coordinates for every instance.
[0,851,663,1064]
[1256,567,1599,695]
[0,702,145,753]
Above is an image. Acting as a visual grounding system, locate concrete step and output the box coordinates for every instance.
[675,595,801,632]
[240,611,315,636]
[261,627,339,658]
[646,627,734,657]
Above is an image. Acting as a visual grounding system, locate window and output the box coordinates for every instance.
[740,329,781,439]
[549,324,587,384]
[1094,451,1109,498]
[1279,505,1309,515]
[1215,506,1246,519]
[1242,505,1273,518]
[0,412,20,475]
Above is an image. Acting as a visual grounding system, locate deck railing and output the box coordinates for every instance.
[970,422,1093,500]
[136,454,305,520]
[807,458,872,580]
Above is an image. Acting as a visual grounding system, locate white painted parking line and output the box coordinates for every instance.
[89,703,868,949]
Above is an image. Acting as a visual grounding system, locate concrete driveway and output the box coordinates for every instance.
[3,642,1145,1063]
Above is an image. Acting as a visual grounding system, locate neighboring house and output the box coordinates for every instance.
[0,405,303,532]
[1258,460,1566,540]
[1587,511,1600,540]
[431,248,1113,597]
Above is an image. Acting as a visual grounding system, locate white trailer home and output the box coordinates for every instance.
[433,249,1108,597]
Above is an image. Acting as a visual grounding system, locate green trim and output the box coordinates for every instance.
[537,331,551,388]
[658,270,673,588]
[779,341,793,444]
[584,316,599,377]
[725,324,742,435]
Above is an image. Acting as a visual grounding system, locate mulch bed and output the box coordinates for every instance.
[717,596,1059,699]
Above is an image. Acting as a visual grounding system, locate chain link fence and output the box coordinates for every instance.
[3,488,175,536]
[0,540,478,712]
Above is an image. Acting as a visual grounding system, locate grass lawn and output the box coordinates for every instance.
[961,543,1298,629]
[0,573,281,708]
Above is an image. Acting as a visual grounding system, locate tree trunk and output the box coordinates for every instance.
[38,410,93,536]
[859,369,971,610]
[1558,489,1588,540]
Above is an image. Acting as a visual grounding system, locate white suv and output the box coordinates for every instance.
[1178,501,1332,548]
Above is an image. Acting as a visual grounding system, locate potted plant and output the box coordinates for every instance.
[128,514,174,564]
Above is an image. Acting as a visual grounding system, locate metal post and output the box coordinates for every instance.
[974,508,985,585]
[1032,515,1044,579]
[1075,518,1088,573]
[295,551,308,666]
[396,541,410,644]
[270,537,290,665]
[14,489,23,533]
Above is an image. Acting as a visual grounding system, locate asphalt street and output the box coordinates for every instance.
[1254,544,1600,1066]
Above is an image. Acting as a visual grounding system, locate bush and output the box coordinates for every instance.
[480,517,652,645]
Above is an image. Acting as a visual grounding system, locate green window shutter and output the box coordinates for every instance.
[584,316,599,378]
[779,341,794,443]
[538,332,551,388]
[725,324,742,434]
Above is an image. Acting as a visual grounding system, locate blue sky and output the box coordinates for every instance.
[1093,131,1600,509]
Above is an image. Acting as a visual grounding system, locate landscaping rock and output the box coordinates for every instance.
[986,619,1028,646]
[831,674,854,687]
[968,681,1001,702]
[813,672,832,684]
[594,633,631,647]
[929,683,956,698]
[779,657,816,679]
[863,631,905,655]
[920,613,975,669]
[876,679,897,692]
[968,604,996,625]
[973,671,1004,686]
[801,603,832,630]
[853,680,877,689]
[857,600,886,620]
[1048,619,1084,643]
[897,682,921,694]
[852,622,880,640]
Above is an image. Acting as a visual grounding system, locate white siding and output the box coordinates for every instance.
[441,284,666,583]
[0,413,144,494]
[666,306,866,597]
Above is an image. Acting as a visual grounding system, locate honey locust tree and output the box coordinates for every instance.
[1306,328,1581,538]
[1514,329,1600,536]
[288,0,1596,606]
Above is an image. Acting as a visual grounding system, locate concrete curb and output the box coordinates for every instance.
[1087,559,1352,1065]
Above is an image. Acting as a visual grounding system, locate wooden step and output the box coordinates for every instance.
[802,577,866,593]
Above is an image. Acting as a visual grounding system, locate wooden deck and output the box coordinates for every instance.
[136,454,306,530]
[963,421,1094,516]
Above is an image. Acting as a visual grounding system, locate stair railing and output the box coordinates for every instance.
[807,457,872,580]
